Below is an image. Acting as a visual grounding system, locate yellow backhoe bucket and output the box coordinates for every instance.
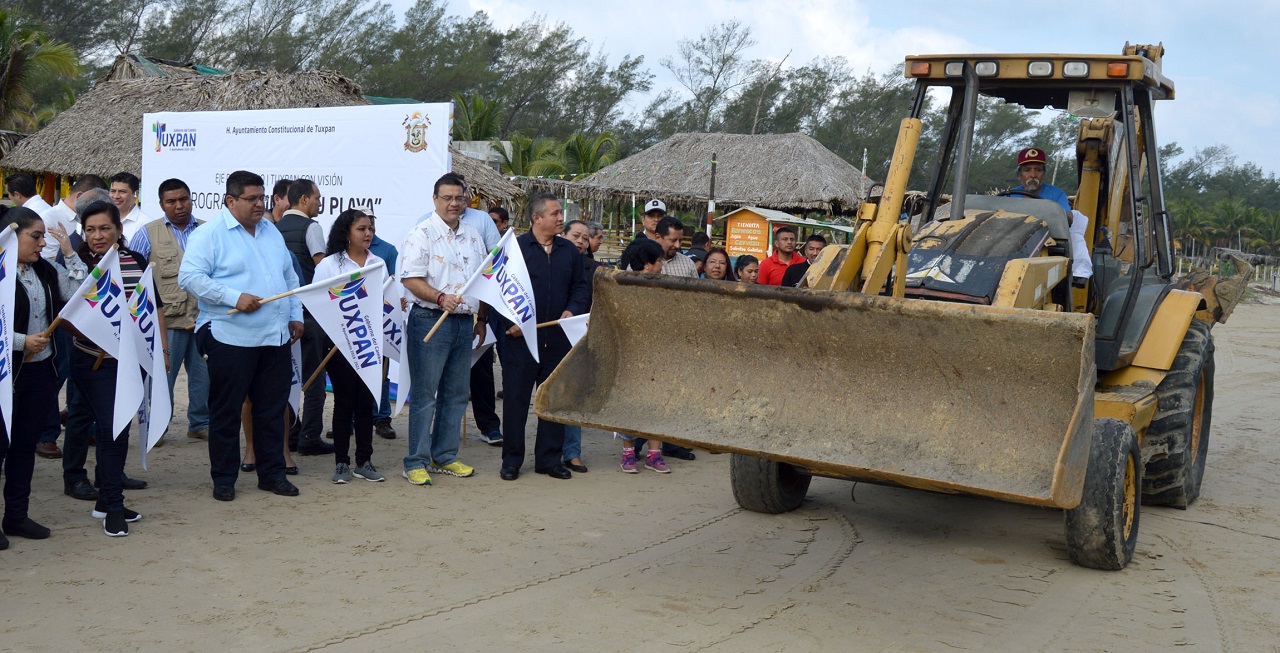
[535,269,1098,508]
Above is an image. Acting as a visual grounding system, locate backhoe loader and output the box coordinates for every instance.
[534,44,1249,570]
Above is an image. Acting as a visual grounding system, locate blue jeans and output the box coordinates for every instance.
[165,328,210,431]
[374,372,392,421]
[563,426,582,462]
[404,306,472,470]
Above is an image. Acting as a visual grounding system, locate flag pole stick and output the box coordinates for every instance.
[301,347,338,392]
[536,319,560,329]
[421,311,451,344]
[22,316,64,361]
[227,288,300,314]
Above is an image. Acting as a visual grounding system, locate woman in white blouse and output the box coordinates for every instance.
[314,209,386,485]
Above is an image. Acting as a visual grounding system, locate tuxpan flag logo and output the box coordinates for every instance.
[328,276,369,301]
[0,248,7,284]
[458,229,538,361]
[83,266,124,331]
[129,283,158,350]
[152,121,197,152]
[0,227,17,443]
[478,245,533,324]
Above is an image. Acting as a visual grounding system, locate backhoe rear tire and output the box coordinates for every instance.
[1142,319,1215,508]
[730,454,811,514]
[1065,418,1141,570]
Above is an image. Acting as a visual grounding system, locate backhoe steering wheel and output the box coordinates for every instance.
[997,189,1039,199]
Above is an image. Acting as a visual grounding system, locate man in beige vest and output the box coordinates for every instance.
[127,178,208,442]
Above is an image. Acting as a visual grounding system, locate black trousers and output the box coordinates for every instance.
[70,350,131,512]
[199,326,290,486]
[470,345,500,433]
[289,312,327,446]
[499,331,571,471]
[327,355,374,466]
[1,358,58,522]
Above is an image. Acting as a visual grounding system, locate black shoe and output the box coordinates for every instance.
[284,466,299,476]
[296,438,334,456]
[92,502,142,522]
[564,461,589,474]
[499,467,520,481]
[375,420,397,439]
[258,478,299,496]
[3,518,51,539]
[0,531,7,550]
[122,475,148,490]
[103,511,128,537]
[664,446,697,461]
[535,465,572,480]
[64,479,98,501]
[212,485,236,502]
[241,463,256,472]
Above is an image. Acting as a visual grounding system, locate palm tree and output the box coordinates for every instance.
[1247,208,1280,257]
[560,132,617,179]
[0,9,79,131]
[496,133,565,178]
[451,92,505,142]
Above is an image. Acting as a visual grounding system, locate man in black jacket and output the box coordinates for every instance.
[494,193,590,481]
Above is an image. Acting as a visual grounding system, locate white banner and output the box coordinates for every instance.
[128,266,172,463]
[140,104,451,259]
[57,248,145,438]
[471,324,495,368]
[295,262,387,402]
[0,225,17,443]
[381,276,405,361]
[459,230,539,362]
[558,313,590,347]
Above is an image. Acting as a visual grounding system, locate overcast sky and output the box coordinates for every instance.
[388,0,1280,175]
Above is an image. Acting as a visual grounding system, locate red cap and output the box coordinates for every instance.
[1017,148,1047,166]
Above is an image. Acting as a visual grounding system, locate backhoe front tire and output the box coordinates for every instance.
[1143,319,1215,508]
[1065,418,1141,570]
[730,454,811,514]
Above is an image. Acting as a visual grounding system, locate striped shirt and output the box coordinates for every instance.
[127,216,200,258]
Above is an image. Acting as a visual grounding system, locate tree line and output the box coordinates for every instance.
[3,1,1279,257]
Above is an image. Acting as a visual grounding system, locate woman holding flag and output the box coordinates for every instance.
[315,209,386,484]
[0,207,84,548]
[69,200,166,537]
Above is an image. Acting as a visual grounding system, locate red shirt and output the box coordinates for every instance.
[757,250,807,286]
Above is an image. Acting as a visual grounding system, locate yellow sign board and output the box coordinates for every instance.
[725,215,769,259]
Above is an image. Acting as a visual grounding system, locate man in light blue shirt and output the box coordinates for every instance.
[178,170,303,502]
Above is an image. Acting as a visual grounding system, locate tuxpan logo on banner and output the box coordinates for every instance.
[140,103,451,257]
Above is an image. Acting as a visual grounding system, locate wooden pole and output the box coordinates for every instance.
[227,288,300,314]
[420,310,451,344]
[23,316,64,361]
[536,319,560,329]
[301,347,338,392]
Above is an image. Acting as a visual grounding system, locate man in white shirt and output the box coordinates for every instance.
[5,173,52,215]
[399,173,488,486]
[40,174,107,261]
[108,172,156,243]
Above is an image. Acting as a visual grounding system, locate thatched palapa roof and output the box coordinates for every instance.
[1,58,520,203]
[565,132,874,214]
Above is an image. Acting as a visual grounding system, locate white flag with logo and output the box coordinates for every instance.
[0,226,18,443]
[459,229,538,362]
[288,339,302,420]
[295,261,387,401]
[381,276,405,361]
[127,265,172,463]
[57,247,144,438]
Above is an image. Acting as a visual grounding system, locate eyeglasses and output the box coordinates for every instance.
[436,195,468,204]
[236,194,265,204]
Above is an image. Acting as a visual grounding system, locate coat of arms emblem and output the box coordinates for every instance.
[403,111,431,152]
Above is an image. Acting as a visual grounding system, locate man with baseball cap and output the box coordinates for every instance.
[1011,148,1071,213]
[640,199,665,240]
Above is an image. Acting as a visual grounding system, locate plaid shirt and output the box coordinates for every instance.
[662,252,699,278]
